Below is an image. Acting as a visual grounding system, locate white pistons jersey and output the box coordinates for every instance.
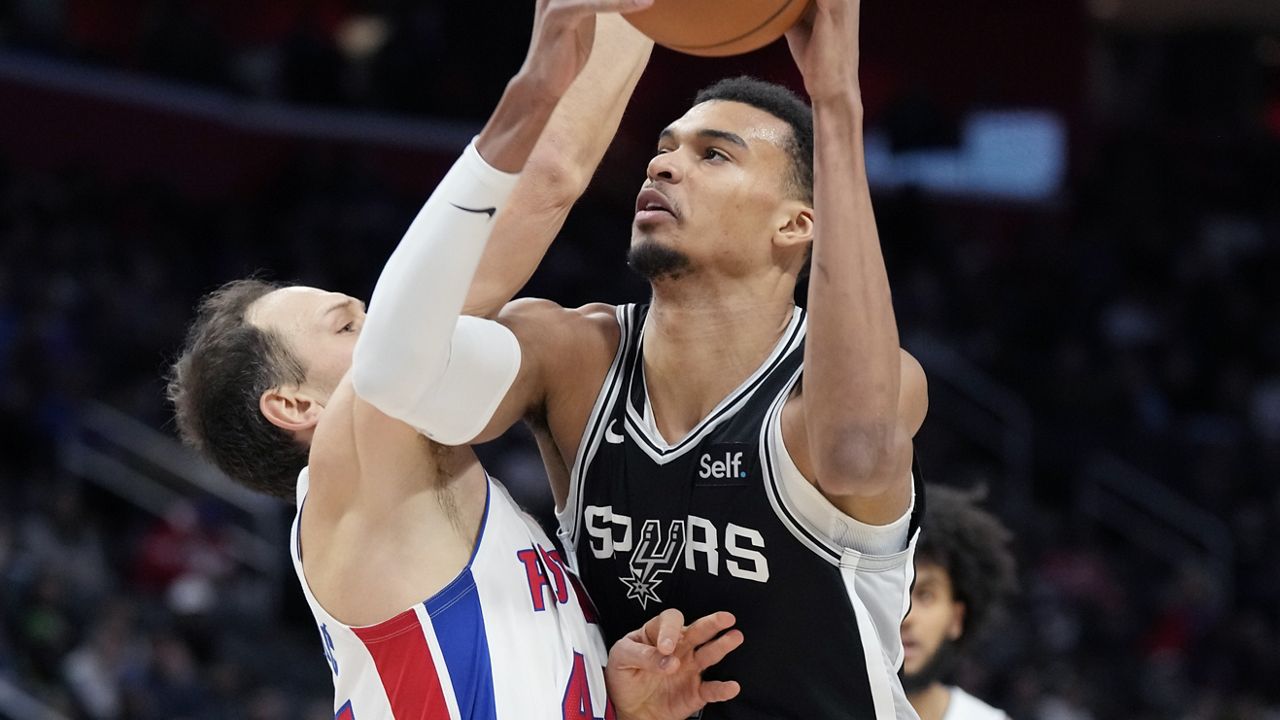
[291,469,612,720]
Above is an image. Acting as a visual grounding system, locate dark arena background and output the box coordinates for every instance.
[1,1,1278,718]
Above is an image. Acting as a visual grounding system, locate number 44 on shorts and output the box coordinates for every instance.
[563,652,616,720]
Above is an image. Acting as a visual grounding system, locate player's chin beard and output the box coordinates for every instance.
[900,639,960,695]
[627,238,692,282]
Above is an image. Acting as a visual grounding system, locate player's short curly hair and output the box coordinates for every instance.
[916,484,1018,645]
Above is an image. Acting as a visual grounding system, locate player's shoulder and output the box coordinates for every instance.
[499,298,620,346]
[499,297,616,321]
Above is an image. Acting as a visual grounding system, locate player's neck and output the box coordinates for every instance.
[907,682,952,720]
[642,280,795,443]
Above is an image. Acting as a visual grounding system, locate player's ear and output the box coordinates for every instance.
[947,601,966,641]
[261,385,323,435]
[773,201,814,250]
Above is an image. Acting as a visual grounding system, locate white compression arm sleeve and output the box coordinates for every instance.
[351,140,523,446]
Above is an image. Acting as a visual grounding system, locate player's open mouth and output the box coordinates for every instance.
[635,188,678,223]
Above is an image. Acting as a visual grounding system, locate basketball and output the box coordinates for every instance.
[624,0,813,57]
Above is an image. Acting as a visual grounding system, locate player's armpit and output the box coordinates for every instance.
[304,374,434,514]
[782,348,927,524]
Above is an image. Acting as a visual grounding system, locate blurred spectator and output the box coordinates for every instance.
[61,599,143,719]
[19,482,110,603]
[131,500,231,597]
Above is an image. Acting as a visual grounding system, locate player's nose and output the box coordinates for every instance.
[646,151,684,184]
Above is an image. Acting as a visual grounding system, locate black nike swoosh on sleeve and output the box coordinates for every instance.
[450,203,497,218]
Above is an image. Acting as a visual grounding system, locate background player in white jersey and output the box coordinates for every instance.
[901,486,1018,720]
[166,2,745,719]
[452,0,930,715]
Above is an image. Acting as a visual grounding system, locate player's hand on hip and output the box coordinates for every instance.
[785,0,862,105]
[607,609,744,720]
[521,0,655,98]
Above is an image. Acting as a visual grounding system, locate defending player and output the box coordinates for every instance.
[166,3,744,718]
[457,0,929,716]
[901,486,1017,720]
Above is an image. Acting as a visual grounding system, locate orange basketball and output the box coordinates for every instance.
[624,0,813,57]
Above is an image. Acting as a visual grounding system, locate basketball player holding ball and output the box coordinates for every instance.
[167,3,748,719]
[464,0,929,716]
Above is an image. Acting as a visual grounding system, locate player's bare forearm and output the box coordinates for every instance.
[465,16,654,317]
[802,93,904,495]
[473,73,561,175]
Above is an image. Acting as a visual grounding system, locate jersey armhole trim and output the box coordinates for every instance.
[761,367,915,564]
[557,304,634,550]
[290,474,494,630]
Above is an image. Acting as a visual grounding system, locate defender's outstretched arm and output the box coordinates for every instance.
[351,2,651,448]
[464,15,653,317]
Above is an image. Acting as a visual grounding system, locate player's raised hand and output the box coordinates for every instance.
[521,0,655,98]
[607,609,744,720]
[785,0,862,104]
[479,0,653,171]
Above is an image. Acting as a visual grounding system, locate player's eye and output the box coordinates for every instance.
[339,322,355,333]
[703,147,728,161]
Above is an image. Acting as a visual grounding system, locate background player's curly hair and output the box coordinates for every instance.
[916,484,1018,643]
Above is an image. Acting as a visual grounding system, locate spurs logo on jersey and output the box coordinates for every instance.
[584,507,771,610]
[621,519,685,609]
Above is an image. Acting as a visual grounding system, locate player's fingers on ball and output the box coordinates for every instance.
[681,611,736,647]
[700,680,741,704]
[567,0,652,15]
[694,628,744,670]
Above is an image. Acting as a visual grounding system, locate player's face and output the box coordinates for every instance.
[248,286,366,402]
[900,561,965,676]
[632,100,803,278]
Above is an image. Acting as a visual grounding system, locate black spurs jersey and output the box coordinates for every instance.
[557,304,923,720]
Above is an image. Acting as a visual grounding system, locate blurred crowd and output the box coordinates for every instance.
[1,1,1279,719]
[0,0,537,120]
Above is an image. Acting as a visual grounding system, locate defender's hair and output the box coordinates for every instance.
[167,279,308,498]
[916,485,1018,645]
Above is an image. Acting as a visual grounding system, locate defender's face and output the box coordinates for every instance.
[247,286,365,401]
[900,561,965,676]
[633,100,799,276]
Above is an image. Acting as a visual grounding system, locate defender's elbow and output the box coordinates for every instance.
[349,337,424,419]
[350,345,395,412]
